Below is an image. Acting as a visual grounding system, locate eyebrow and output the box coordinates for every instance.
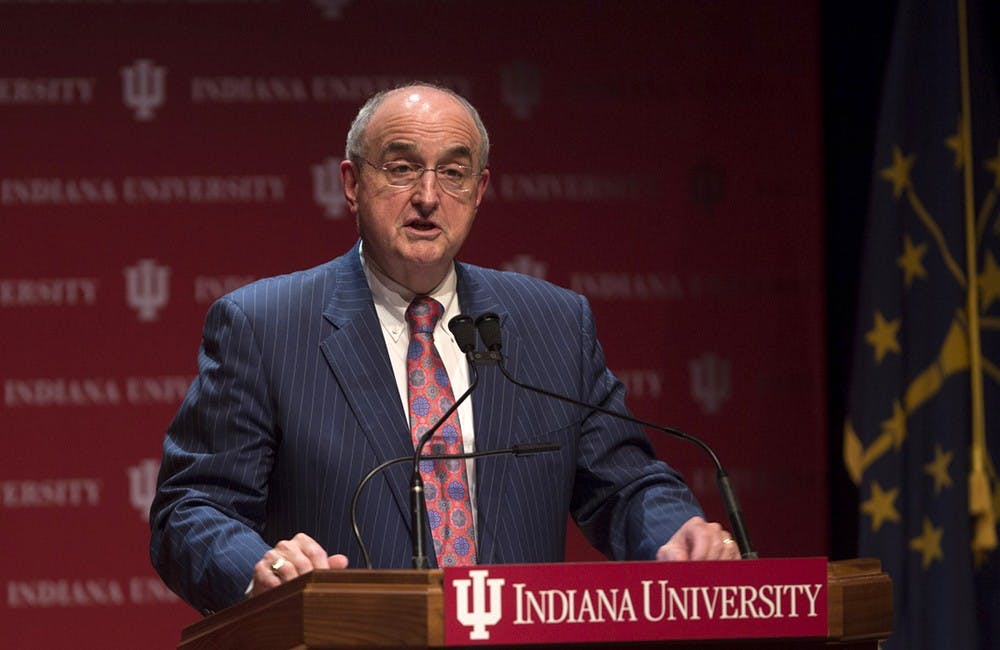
[382,141,418,157]
[380,142,474,163]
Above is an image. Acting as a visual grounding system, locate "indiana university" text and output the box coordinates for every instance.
[512,580,824,625]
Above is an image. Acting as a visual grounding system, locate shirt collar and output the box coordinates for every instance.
[359,242,460,343]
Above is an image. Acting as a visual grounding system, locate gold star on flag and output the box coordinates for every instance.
[923,445,953,494]
[945,117,964,169]
[881,400,908,449]
[909,517,944,570]
[862,481,901,532]
[897,235,928,288]
[980,251,1000,312]
[985,138,1000,189]
[865,311,901,363]
[880,146,915,198]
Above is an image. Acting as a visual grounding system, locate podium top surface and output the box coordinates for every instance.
[179,558,891,649]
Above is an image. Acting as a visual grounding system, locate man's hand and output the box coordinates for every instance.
[251,532,349,597]
[655,516,742,561]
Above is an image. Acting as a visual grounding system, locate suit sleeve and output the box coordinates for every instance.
[568,293,705,560]
[149,297,274,614]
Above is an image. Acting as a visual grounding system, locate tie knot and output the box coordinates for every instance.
[406,296,444,335]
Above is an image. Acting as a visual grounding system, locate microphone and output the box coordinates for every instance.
[406,315,488,569]
[449,314,477,353]
[351,442,561,569]
[471,312,504,363]
[472,312,758,559]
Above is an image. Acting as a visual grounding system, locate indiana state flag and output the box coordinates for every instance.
[843,1,1000,648]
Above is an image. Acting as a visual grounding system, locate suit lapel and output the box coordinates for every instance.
[456,263,522,565]
[318,247,413,533]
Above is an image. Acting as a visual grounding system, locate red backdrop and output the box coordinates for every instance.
[1,1,825,647]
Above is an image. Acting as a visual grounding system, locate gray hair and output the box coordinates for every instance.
[344,82,490,170]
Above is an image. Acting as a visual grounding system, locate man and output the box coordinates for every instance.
[150,83,739,615]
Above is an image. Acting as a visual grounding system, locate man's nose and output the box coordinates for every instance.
[411,169,441,207]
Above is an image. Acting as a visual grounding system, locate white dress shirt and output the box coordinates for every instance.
[359,246,478,527]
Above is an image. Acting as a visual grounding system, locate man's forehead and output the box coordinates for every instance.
[385,85,449,109]
[375,86,468,123]
[367,88,480,157]
[399,89,435,111]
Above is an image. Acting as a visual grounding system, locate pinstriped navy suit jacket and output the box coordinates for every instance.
[150,243,703,614]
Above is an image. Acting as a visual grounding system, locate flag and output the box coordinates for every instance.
[843,1,1000,648]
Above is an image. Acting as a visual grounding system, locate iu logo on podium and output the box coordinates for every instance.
[452,569,505,640]
[121,59,167,121]
[124,259,171,322]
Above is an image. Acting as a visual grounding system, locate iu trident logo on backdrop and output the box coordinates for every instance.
[312,157,347,219]
[127,458,159,521]
[689,352,732,415]
[310,0,354,19]
[453,570,505,640]
[502,254,548,280]
[500,61,541,120]
[124,259,171,321]
[121,59,167,121]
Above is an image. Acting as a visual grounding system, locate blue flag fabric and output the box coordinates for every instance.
[843,1,1000,648]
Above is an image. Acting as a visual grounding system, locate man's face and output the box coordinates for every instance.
[341,87,490,294]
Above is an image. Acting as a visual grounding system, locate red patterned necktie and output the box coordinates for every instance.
[405,296,477,567]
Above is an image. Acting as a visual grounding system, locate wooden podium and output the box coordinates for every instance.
[178,559,891,649]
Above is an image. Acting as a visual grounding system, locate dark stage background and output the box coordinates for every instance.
[0,1,965,647]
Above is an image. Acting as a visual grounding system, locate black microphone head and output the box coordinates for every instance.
[475,312,503,351]
[448,315,477,353]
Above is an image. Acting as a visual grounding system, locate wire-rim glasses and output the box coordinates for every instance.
[358,157,482,196]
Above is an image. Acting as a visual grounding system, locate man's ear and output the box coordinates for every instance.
[340,159,360,215]
[473,167,490,208]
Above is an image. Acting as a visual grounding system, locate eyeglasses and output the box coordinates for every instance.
[358,157,482,196]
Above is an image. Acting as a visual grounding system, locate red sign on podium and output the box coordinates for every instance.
[443,558,828,646]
